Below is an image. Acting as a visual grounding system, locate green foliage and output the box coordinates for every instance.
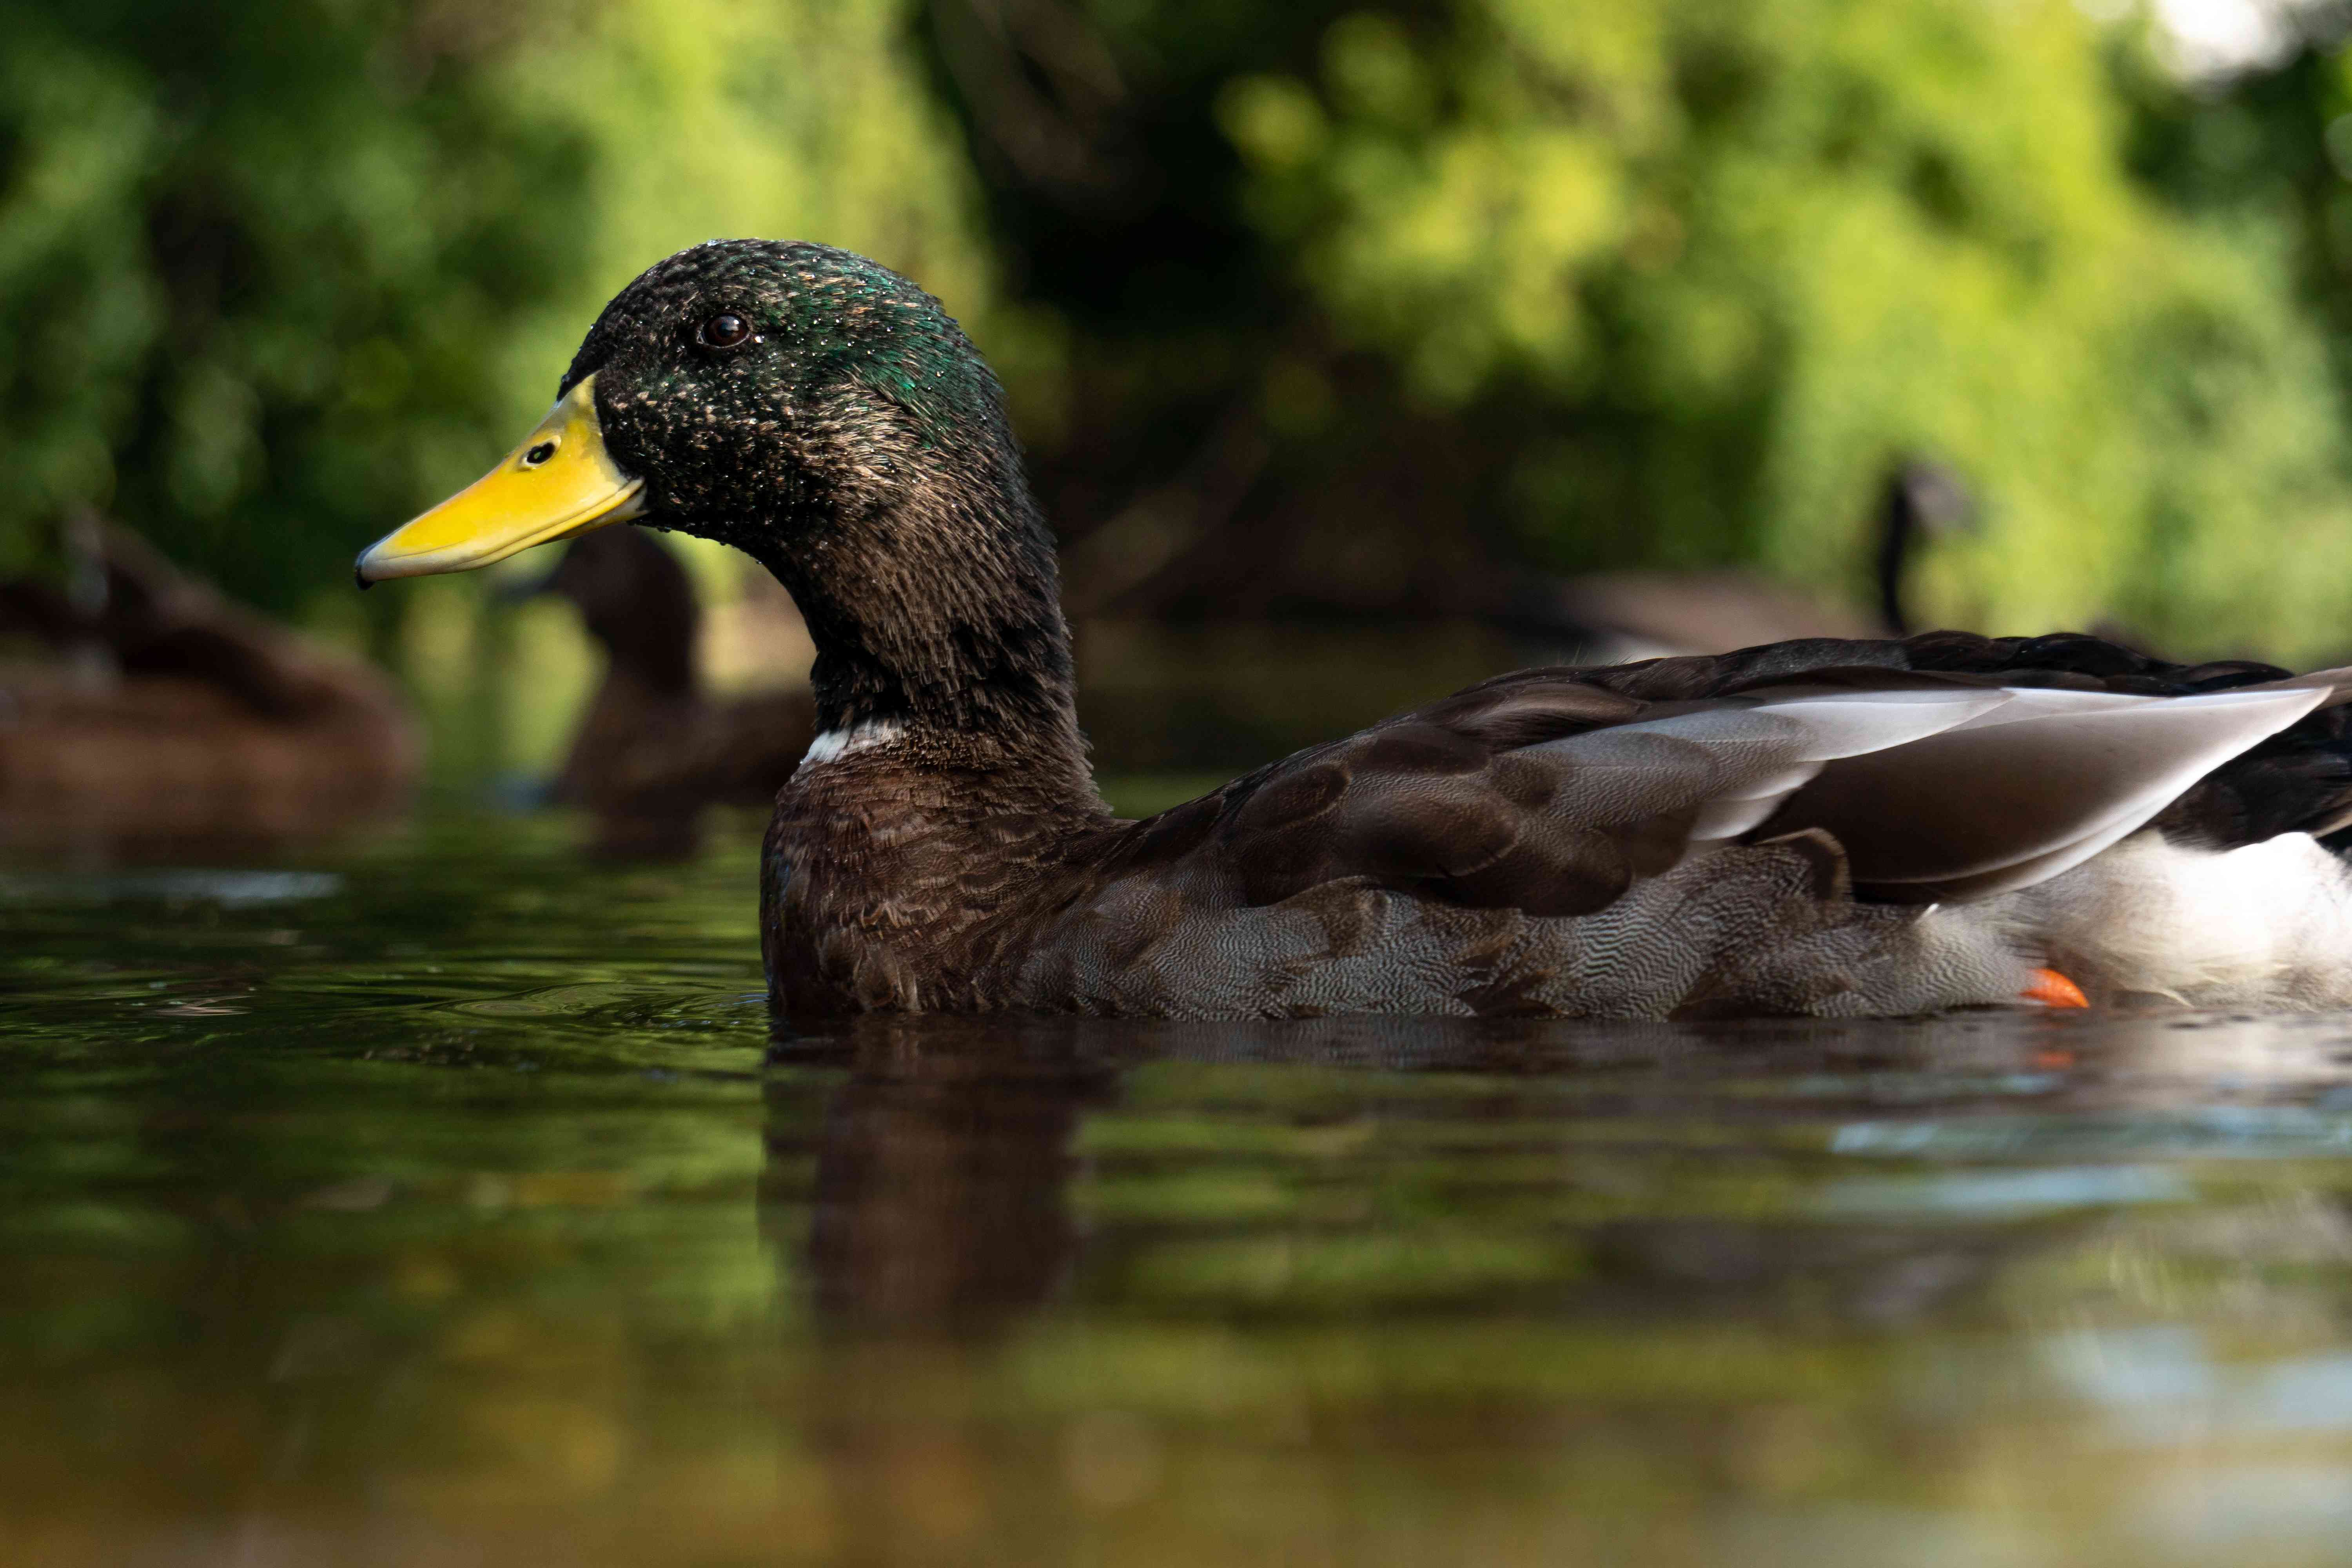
[1214,0,2352,655]
[494,0,1004,395]
[0,0,995,614]
[2114,16,2352,647]
[9,0,2352,662]
[0,0,592,606]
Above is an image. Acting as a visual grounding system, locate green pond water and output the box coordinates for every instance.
[8,804,2352,1566]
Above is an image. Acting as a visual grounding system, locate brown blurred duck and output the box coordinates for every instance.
[1494,460,1979,663]
[0,517,417,849]
[359,240,2352,1016]
[515,526,814,823]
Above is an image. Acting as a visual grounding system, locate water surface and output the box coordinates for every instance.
[7,810,2352,1566]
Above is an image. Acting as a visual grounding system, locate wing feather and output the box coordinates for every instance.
[1160,662,2333,922]
[1760,685,2329,901]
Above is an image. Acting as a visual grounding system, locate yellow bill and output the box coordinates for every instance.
[356,374,645,583]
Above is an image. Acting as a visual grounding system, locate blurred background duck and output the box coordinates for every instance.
[1490,459,1980,664]
[0,515,419,855]
[512,526,814,852]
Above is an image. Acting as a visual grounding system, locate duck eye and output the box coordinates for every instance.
[698,311,751,350]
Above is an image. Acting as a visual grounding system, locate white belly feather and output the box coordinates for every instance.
[1970,831,2352,1008]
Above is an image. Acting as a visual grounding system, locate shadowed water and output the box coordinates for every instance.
[7,810,2352,1566]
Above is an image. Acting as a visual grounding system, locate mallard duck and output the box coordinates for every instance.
[1,518,418,852]
[511,526,813,826]
[357,240,2352,1018]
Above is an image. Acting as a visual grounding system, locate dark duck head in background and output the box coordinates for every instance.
[1495,457,1979,664]
[359,240,2352,1018]
[507,526,813,854]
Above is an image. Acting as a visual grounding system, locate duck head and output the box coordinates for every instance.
[358,240,1077,752]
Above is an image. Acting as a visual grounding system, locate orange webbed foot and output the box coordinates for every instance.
[2020,967,2088,1009]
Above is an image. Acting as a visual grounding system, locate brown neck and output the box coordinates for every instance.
[741,446,1099,806]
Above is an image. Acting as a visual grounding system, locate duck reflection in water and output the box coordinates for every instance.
[756,1013,2282,1563]
[765,1011,2150,1343]
[764,1017,1114,1561]
[772,1017,1114,1334]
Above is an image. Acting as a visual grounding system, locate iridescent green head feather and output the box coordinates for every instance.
[562,240,1014,546]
